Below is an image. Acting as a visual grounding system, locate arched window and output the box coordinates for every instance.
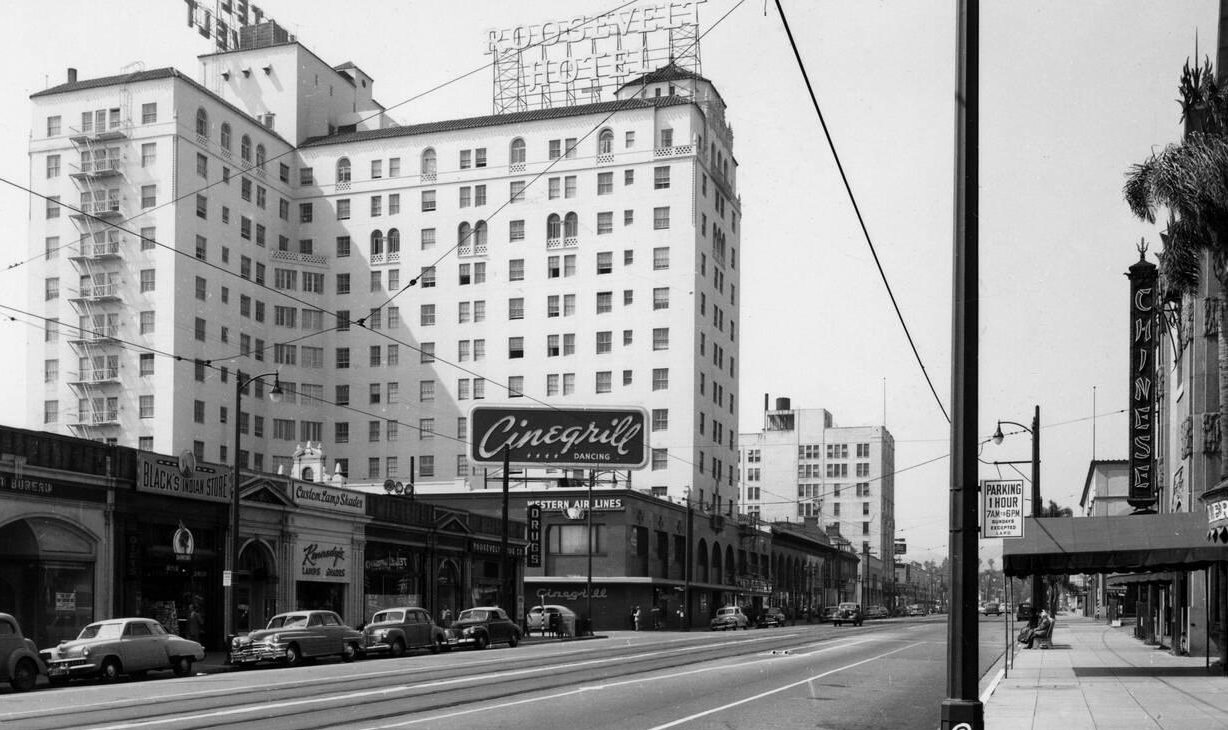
[421,148,436,175]
[473,221,488,248]
[598,129,613,155]
[255,144,266,170]
[386,228,400,254]
[509,138,526,164]
[563,212,578,238]
[546,214,561,240]
[370,230,384,256]
[725,545,735,584]
[220,122,232,151]
[336,157,351,183]
[696,539,709,583]
[240,134,251,162]
[195,108,209,137]
[458,222,472,247]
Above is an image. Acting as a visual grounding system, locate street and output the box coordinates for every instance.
[1,616,1006,729]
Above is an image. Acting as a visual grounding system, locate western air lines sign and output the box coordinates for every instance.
[470,406,649,469]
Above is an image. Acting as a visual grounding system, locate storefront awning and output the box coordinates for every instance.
[1002,512,1225,577]
[1105,571,1176,586]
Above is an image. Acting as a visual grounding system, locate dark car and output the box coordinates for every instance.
[757,606,786,628]
[1016,601,1033,622]
[229,610,364,667]
[445,607,521,650]
[832,602,863,627]
[362,607,446,657]
[41,618,204,683]
[1,613,46,691]
[820,606,842,623]
[982,602,1002,617]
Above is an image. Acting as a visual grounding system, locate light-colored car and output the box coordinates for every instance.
[907,605,926,617]
[1,613,46,691]
[230,610,364,667]
[526,605,577,634]
[709,606,749,631]
[40,618,204,683]
[982,602,1002,617]
[362,607,446,657]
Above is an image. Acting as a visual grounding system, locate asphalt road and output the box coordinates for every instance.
[0,615,1008,730]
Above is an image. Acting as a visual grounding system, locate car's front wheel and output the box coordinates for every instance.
[508,632,520,648]
[474,633,489,650]
[284,643,303,667]
[99,658,122,683]
[10,658,37,692]
[172,657,193,677]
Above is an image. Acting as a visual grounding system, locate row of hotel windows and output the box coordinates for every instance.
[797,463,874,478]
[741,443,873,464]
[310,128,678,186]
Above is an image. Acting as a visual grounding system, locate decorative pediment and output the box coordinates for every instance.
[240,477,293,506]
[436,513,473,535]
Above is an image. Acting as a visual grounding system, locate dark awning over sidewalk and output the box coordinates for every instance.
[1003,512,1225,577]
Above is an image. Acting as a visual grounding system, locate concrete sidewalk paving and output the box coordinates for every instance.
[983,615,1228,729]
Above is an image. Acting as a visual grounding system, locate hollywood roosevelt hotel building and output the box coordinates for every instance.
[24,17,741,511]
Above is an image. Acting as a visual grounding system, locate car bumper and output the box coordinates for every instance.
[45,659,96,678]
[228,644,287,664]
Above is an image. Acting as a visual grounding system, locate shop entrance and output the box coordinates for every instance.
[0,517,96,648]
[296,581,345,617]
[436,559,462,619]
[238,540,277,634]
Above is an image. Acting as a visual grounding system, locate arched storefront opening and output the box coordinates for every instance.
[436,558,462,619]
[238,540,277,634]
[0,517,96,648]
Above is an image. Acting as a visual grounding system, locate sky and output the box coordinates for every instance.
[0,1,1216,568]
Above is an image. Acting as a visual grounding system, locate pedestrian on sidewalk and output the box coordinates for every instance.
[633,605,641,631]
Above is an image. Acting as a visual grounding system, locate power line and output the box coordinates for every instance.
[773,0,949,424]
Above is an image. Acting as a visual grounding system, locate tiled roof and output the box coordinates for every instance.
[617,62,709,91]
[30,68,179,98]
[300,95,693,148]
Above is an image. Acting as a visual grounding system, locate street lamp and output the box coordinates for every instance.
[991,405,1041,625]
[226,371,282,647]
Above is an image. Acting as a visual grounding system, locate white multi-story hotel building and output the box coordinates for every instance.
[738,398,896,570]
[25,25,741,508]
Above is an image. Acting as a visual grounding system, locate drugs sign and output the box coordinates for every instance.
[981,479,1025,539]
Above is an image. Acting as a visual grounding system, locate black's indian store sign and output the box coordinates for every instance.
[469,405,648,468]
[136,453,232,504]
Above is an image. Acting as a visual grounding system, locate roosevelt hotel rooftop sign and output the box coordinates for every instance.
[469,406,649,469]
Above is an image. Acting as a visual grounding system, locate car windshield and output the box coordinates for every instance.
[458,609,488,622]
[268,614,309,629]
[78,623,122,640]
[372,610,403,624]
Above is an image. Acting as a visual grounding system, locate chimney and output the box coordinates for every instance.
[67,68,78,84]
[764,393,769,412]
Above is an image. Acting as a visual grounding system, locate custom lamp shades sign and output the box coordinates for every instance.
[469,405,649,469]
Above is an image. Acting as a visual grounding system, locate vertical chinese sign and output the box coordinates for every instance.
[1127,249,1158,511]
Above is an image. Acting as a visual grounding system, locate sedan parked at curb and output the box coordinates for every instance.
[446,607,521,650]
[831,603,864,627]
[362,607,446,657]
[865,605,890,620]
[40,618,204,684]
[1,613,46,691]
[756,606,786,628]
[230,610,364,667]
[821,606,842,623]
[709,606,750,631]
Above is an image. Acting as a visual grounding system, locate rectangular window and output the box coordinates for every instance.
[596,331,612,354]
[140,269,156,292]
[653,247,670,270]
[196,194,208,219]
[475,185,487,206]
[421,228,436,249]
[45,196,60,219]
[653,287,670,310]
[597,251,613,273]
[654,166,671,189]
[389,158,401,177]
[509,259,524,281]
[653,206,671,229]
[300,167,314,185]
[510,181,526,202]
[565,175,577,198]
[46,154,60,178]
[597,212,613,234]
[596,292,612,314]
[549,139,562,159]
[371,159,383,179]
[509,219,525,242]
[652,368,669,391]
[336,348,350,368]
[652,409,668,431]
[300,203,313,222]
[140,185,157,208]
[389,193,400,214]
[653,327,670,350]
[336,273,350,294]
[598,172,613,195]
[509,297,524,320]
[141,103,157,124]
[420,304,436,326]
[459,186,472,208]
[596,371,612,393]
[422,190,436,211]
[47,115,61,137]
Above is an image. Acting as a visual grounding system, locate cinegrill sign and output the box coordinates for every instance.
[469,406,649,468]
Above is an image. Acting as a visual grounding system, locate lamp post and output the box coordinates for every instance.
[991,405,1041,624]
[226,371,282,648]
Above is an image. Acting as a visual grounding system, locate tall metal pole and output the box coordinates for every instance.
[1031,406,1042,621]
[942,0,982,727]
[501,447,510,611]
[226,376,243,649]
[684,492,693,630]
[586,471,595,633]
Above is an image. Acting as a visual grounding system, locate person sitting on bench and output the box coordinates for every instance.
[1030,609,1054,649]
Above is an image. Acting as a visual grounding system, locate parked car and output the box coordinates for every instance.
[362,607,446,657]
[820,605,842,623]
[982,602,1003,617]
[831,602,864,627]
[1016,601,1033,622]
[40,618,204,683]
[756,606,786,628]
[229,610,364,667]
[906,605,926,617]
[445,607,521,650]
[1,613,46,692]
[709,605,750,631]
[526,605,577,635]
[865,605,890,619]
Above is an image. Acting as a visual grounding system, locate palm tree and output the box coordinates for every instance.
[1124,57,1228,479]
[1039,500,1074,616]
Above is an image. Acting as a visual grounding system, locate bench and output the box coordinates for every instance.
[1033,618,1054,649]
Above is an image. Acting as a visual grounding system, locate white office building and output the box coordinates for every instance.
[738,398,896,578]
[25,24,741,507]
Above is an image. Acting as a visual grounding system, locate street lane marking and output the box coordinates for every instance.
[646,642,923,729]
[72,635,825,730]
[358,637,883,728]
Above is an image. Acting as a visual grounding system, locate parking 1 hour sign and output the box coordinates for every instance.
[981,479,1025,539]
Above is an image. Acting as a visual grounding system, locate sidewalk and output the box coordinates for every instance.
[984,615,1228,729]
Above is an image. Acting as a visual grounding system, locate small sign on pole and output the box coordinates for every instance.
[981,479,1025,538]
[222,570,233,587]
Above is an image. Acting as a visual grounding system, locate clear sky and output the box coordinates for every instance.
[0,1,1215,567]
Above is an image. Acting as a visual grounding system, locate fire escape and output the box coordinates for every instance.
[65,98,131,439]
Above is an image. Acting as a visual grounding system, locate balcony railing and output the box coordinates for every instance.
[74,410,119,425]
[509,162,526,173]
[270,249,329,267]
[71,284,119,301]
[69,328,118,344]
[421,172,437,183]
[70,369,120,384]
[70,241,122,260]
